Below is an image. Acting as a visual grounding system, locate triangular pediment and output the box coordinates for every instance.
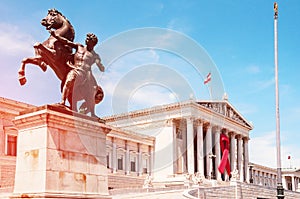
[197,101,253,129]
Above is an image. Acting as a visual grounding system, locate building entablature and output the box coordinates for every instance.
[249,162,277,175]
[105,100,252,138]
[107,125,155,147]
[195,101,252,129]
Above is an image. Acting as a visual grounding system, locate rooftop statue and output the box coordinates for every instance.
[18,9,104,118]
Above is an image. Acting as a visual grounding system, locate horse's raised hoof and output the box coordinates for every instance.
[18,69,27,85]
[18,76,27,86]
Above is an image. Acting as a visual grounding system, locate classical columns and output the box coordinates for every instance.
[282,176,287,189]
[138,144,142,176]
[292,176,296,191]
[214,127,222,180]
[182,120,187,173]
[149,146,154,176]
[243,137,249,182]
[172,119,178,174]
[0,120,4,155]
[237,135,244,181]
[186,117,195,174]
[125,141,130,175]
[206,125,212,178]
[196,121,204,176]
[230,132,236,172]
[253,170,257,184]
[112,138,117,173]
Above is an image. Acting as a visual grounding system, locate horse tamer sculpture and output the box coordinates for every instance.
[18,9,104,118]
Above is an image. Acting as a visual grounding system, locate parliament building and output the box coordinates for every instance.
[1,96,300,198]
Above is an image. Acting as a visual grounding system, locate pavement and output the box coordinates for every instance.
[112,189,189,199]
[0,189,191,199]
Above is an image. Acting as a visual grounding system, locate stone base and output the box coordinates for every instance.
[12,105,112,198]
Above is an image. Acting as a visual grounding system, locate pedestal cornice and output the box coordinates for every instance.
[13,104,111,135]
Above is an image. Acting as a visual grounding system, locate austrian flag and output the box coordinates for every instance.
[204,72,211,84]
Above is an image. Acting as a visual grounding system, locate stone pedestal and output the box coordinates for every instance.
[11,105,111,199]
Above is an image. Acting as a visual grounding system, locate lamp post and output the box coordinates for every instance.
[274,2,284,199]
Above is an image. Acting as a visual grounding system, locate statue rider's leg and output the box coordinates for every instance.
[60,72,76,106]
[88,86,97,118]
[60,81,72,105]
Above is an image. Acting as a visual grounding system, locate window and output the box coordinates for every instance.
[118,156,123,170]
[130,156,136,172]
[6,135,17,156]
[106,155,110,168]
[106,149,112,169]
[131,161,136,172]
[142,156,148,174]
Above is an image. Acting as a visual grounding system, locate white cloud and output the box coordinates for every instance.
[94,48,199,116]
[235,102,258,115]
[167,18,192,34]
[246,65,260,74]
[249,131,277,168]
[249,131,300,169]
[127,84,178,111]
[0,23,34,55]
[257,78,274,90]
[247,78,274,94]
[0,22,62,105]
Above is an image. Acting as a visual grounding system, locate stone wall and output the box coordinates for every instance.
[0,165,15,188]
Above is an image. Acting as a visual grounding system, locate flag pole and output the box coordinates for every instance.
[274,2,284,199]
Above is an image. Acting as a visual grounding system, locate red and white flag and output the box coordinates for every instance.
[204,72,211,84]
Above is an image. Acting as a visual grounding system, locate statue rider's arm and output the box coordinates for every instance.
[50,30,77,49]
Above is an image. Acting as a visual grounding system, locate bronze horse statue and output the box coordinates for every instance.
[18,9,104,116]
[19,8,74,85]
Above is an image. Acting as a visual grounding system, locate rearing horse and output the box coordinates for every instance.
[18,9,104,116]
[19,8,74,86]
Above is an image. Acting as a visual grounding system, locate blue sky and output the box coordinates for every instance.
[1,0,300,169]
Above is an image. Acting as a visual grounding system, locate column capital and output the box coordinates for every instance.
[236,134,243,140]
[243,136,250,142]
[185,117,195,123]
[221,128,227,134]
[166,118,174,126]
[204,122,212,129]
[228,131,236,137]
[194,119,203,126]
[213,126,222,132]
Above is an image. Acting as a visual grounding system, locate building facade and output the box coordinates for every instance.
[0,97,34,190]
[249,162,300,192]
[106,126,155,176]
[105,100,253,183]
[0,96,300,193]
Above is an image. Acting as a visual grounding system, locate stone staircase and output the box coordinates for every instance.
[108,173,145,190]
